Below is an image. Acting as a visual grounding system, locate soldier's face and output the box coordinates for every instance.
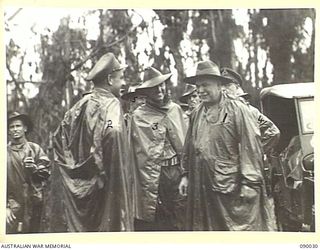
[196,77,222,104]
[129,96,145,111]
[9,119,27,140]
[146,82,166,103]
[109,70,126,97]
[187,91,201,109]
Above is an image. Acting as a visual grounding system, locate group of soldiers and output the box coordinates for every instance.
[7,52,280,233]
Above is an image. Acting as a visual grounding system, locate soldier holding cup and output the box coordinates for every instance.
[7,112,50,233]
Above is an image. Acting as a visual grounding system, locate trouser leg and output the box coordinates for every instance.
[155,165,186,231]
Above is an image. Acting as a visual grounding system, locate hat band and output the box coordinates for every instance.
[111,64,127,74]
[196,68,222,77]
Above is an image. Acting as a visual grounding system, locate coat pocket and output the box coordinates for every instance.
[211,159,239,194]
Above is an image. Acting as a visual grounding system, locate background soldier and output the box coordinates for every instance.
[221,68,280,198]
[7,112,50,233]
[179,84,201,127]
[179,60,276,231]
[221,67,280,154]
[49,53,133,232]
[131,67,187,231]
[179,84,201,117]
[121,83,145,128]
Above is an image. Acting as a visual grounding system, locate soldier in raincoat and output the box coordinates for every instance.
[179,84,201,127]
[179,84,201,118]
[7,112,50,233]
[220,67,280,154]
[49,53,133,232]
[221,68,280,197]
[178,60,276,231]
[131,67,187,231]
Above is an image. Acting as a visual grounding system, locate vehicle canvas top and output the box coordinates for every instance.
[260,82,314,99]
[259,82,314,154]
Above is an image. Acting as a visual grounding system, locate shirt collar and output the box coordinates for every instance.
[146,99,172,111]
[202,92,228,113]
[8,138,28,151]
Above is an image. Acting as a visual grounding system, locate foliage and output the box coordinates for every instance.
[5,8,315,148]
[259,8,315,84]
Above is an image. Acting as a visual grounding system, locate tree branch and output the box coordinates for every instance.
[17,51,26,80]
[6,8,23,22]
[69,49,99,72]
[209,10,217,48]
[7,80,52,85]
[6,59,28,109]
[70,22,139,72]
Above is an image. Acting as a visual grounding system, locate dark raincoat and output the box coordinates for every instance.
[130,101,187,226]
[182,94,276,231]
[49,88,133,232]
[7,140,50,233]
[247,104,280,154]
[231,94,280,153]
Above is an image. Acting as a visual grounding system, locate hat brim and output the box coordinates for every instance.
[238,92,250,98]
[136,73,172,91]
[179,102,189,110]
[8,114,33,133]
[184,74,231,85]
[85,65,127,81]
[113,65,127,73]
[121,91,143,101]
[179,89,197,103]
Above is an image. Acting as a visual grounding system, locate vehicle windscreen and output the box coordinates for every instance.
[297,98,314,134]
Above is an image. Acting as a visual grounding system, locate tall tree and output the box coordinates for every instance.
[29,17,88,146]
[6,8,316,147]
[155,10,189,99]
[259,8,315,84]
[95,9,141,85]
[190,10,241,68]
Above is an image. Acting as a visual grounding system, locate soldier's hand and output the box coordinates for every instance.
[6,208,16,225]
[179,176,188,196]
[28,161,50,179]
[24,156,35,164]
[34,165,50,180]
[97,173,105,189]
[239,185,258,203]
[24,157,37,171]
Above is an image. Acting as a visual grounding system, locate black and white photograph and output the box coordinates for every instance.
[3,6,316,240]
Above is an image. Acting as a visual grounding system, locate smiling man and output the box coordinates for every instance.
[130,67,187,231]
[179,60,276,231]
[7,112,50,234]
[49,53,133,232]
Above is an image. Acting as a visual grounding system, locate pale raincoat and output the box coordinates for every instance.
[130,100,187,225]
[182,94,276,231]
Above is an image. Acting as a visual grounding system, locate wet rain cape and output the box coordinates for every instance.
[48,88,133,232]
[7,140,50,233]
[130,100,187,223]
[182,94,276,231]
